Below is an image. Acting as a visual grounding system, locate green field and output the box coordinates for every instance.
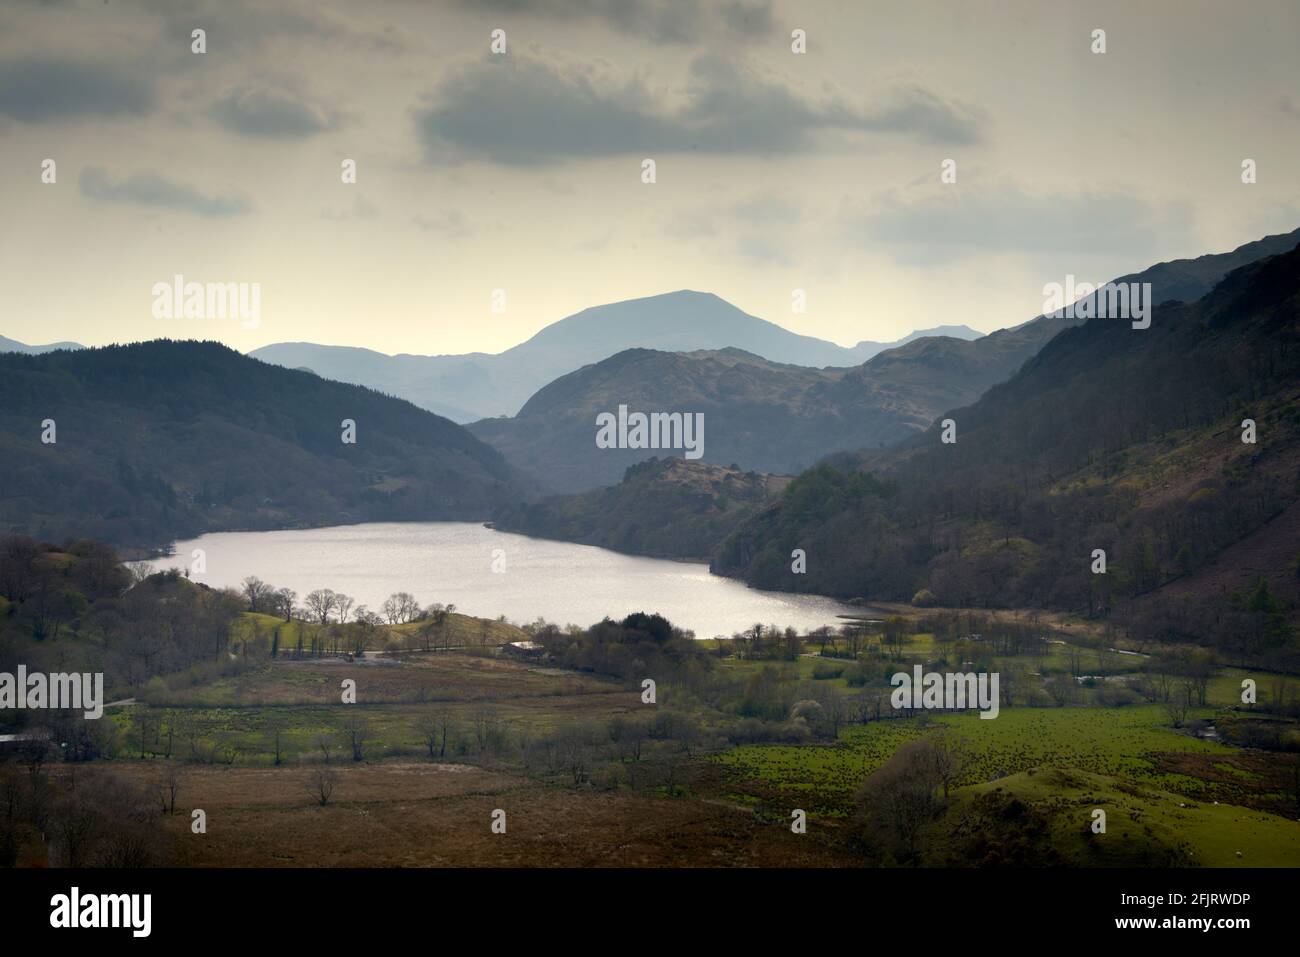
[715,705,1235,815]
[938,767,1300,867]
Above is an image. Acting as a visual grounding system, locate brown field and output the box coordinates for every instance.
[120,652,656,766]
[100,761,856,867]
[159,652,635,707]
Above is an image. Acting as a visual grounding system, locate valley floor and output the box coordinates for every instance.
[7,612,1300,868]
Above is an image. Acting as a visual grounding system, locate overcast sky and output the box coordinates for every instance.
[2,0,1298,356]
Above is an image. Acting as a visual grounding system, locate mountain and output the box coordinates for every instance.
[0,334,83,354]
[0,340,532,554]
[250,291,982,423]
[469,345,973,492]
[470,228,1300,494]
[491,457,789,561]
[712,241,1300,665]
[844,324,983,362]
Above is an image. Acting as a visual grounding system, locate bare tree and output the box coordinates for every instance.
[155,766,182,815]
[309,767,338,806]
[335,593,355,625]
[883,617,909,660]
[927,731,967,800]
[1164,679,1194,728]
[304,589,339,625]
[607,714,649,764]
[856,739,945,861]
[416,710,455,759]
[556,723,595,785]
[381,591,419,625]
[241,576,273,613]
[352,609,382,656]
[274,588,296,622]
[52,792,101,867]
[342,714,371,762]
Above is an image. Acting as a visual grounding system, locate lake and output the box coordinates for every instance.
[136,522,857,638]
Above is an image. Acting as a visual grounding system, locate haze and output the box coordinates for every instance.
[1,0,1297,355]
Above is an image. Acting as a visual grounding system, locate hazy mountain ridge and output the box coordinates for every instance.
[470,228,1300,495]
[250,292,982,422]
[0,334,84,354]
[0,340,533,554]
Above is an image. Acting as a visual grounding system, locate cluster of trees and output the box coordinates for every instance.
[532,612,708,686]
[0,536,131,639]
[1,760,169,868]
[1125,577,1299,672]
[234,575,473,659]
[303,701,714,799]
[0,536,245,719]
[491,457,779,561]
[854,733,968,863]
[528,613,899,746]
[240,575,453,629]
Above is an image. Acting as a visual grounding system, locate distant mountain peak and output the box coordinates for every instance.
[0,334,84,354]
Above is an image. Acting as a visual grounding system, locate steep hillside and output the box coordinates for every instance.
[0,340,532,554]
[713,243,1300,664]
[491,457,789,560]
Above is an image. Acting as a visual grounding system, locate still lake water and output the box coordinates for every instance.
[137,522,856,638]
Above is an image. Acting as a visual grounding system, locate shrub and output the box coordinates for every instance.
[911,589,940,608]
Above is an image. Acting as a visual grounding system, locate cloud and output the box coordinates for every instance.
[0,56,154,122]
[153,0,410,54]
[736,235,792,266]
[840,181,1194,264]
[729,192,802,224]
[211,81,342,138]
[79,167,252,217]
[449,0,776,45]
[411,209,474,237]
[574,227,616,251]
[664,212,717,240]
[414,52,986,165]
[323,195,380,222]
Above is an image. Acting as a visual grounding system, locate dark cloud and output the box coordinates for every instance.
[153,0,409,53]
[79,166,252,217]
[211,82,342,138]
[0,56,154,122]
[451,0,775,45]
[414,52,985,164]
[841,182,1194,264]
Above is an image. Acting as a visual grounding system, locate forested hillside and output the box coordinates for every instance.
[491,457,788,560]
[714,244,1300,665]
[0,341,531,554]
